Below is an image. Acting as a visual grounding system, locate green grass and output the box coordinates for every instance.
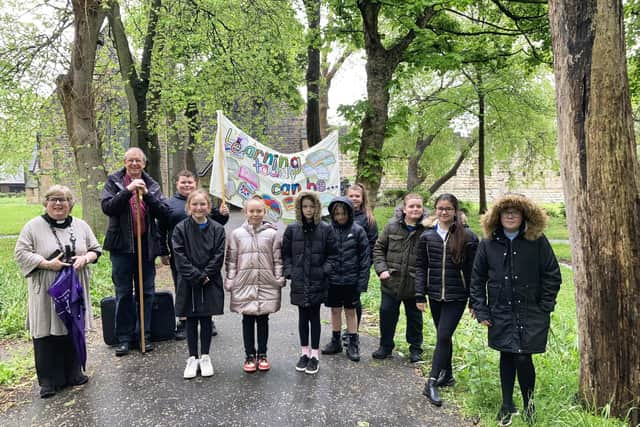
[545,219,569,240]
[0,346,34,386]
[0,197,44,235]
[0,239,29,338]
[552,243,572,264]
[0,196,84,235]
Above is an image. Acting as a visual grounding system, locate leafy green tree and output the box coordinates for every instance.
[331,0,550,206]
[382,64,556,201]
[147,0,304,159]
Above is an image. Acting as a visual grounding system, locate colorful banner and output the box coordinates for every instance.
[210,111,340,222]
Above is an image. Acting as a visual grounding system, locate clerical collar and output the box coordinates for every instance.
[42,214,73,228]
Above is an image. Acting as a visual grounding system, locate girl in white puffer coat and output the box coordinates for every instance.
[225,195,285,373]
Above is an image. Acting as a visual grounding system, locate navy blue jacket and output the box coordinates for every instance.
[353,209,378,263]
[328,197,370,293]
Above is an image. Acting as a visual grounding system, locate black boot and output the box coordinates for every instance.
[436,369,456,387]
[346,333,360,362]
[423,378,442,406]
[175,320,186,341]
[321,331,343,354]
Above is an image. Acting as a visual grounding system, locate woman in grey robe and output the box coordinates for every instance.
[14,185,101,398]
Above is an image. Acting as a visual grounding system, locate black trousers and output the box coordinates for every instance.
[186,316,213,357]
[379,292,423,353]
[242,314,269,356]
[33,335,83,389]
[428,299,467,378]
[298,305,321,349]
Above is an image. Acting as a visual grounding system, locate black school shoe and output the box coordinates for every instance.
[409,349,422,363]
[321,335,343,355]
[496,404,519,427]
[371,347,392,360]
[212,320,218,337]
[40,385,56,399]
[436,369,456,387]
[305,357,319,375]
[69,374,89,386]
[115,342,129,357]
[295,355,310,372]
[175,321,186,341]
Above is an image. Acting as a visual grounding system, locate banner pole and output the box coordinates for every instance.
[216,110,227,208]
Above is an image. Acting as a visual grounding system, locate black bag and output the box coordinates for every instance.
[150,291,176,342]
[100,291,176,346]
[100,296,117,346]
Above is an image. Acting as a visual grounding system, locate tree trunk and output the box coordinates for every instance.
[304,0,321,146]
[108,0,162,182]
[356,51,394,207]
[184,101,199,175]
[407,134,435,190]
[477,75,487,214]
[319,69,329,139]
[55,0,107,233]
[355,1,435,207]
[167,108,195,180]
[320,48,352,138]
[549,0,640,423]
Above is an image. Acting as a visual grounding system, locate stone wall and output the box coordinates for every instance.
[372,156,565,204]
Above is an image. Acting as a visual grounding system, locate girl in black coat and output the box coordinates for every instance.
[415,194,478,407]
[282,191,338,375]
[470,193,561,426]
[172,190,226,379]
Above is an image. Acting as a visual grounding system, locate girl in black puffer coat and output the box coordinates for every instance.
[282,191,338,375]
[470,193,561,425]
[415,194,479,407]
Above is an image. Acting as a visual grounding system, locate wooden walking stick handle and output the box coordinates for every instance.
[135,190,146,353]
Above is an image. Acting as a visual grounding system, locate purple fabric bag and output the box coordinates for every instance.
[47,267,87,369]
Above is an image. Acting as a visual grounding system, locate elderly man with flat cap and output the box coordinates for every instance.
[101,147,169,356]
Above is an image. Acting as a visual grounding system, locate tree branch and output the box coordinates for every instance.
[427,138,477,194]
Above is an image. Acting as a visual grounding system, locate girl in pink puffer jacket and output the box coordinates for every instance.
[225,195,285,373]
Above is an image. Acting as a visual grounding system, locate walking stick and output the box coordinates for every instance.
[134,190,146,353]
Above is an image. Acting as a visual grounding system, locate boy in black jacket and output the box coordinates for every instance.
[321,197,370,361]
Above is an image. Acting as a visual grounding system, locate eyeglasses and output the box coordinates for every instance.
[501,209,522,217]
[47,197,69,204]
[436,207,455,212]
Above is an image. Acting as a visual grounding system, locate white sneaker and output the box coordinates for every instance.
[200,354,214,377]
[183,356,199,379]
